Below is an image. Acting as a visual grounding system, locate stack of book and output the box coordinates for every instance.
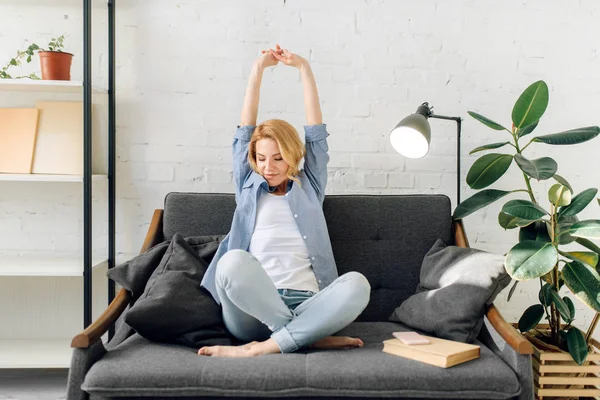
[382,334,480,368]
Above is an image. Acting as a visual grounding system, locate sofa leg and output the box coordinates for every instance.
[67,340,107,400]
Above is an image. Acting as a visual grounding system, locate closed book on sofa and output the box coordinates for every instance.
[383,336,480,368]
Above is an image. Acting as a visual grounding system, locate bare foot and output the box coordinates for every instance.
[310,336,364,350]
[198,341,259,357]
[198,339,281,357]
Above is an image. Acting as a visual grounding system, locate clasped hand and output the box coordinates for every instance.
[259,44,306,69]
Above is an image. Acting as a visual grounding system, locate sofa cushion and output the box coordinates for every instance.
[389,239,511,343]
[106,239,172,300]
[125,233,233,348]
[82,322,520,399]
[106,232,225,301]
[162,193,454,322]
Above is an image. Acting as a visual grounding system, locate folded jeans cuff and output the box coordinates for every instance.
[271,326,298,353]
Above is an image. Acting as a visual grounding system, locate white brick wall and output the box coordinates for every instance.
[2,0,600,334]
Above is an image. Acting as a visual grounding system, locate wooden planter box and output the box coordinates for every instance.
[510,323,600,399]
[531,334,600,399]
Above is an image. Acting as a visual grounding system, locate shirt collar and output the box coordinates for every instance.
[243,171,293,193]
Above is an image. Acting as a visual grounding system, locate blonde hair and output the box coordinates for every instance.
[248,119,305,187]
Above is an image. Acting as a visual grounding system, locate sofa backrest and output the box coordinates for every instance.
[162,192,453,322]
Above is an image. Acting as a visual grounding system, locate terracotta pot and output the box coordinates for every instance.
[38,51,73,80]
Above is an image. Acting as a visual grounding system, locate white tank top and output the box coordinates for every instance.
[248,192,319,293]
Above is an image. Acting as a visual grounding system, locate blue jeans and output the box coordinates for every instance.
[215,249,371,353]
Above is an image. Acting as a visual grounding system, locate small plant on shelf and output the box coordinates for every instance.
[1,35,72,81]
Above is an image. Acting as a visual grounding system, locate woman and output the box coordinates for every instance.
[199,45,371,357]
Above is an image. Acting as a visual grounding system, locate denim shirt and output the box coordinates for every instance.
[201,124,339,304]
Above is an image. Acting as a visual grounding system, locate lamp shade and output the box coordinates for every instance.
[389,113,431,158]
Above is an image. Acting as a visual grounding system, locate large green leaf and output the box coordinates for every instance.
[517,121,539,139]
[518,304,545,332]
[549,290,573,322]
[554,222,577,245]
[498,212,533,230]
[559,250,599,268]
[565,327,588,365]
[452,189,512,220]
[512,81,549,129]
[564,296,576,320]
[469,142,511,155]
[468,111,507,131]
[539,283,554,306]
[553,174,574,193]
[533,127,600,145]
[466,154,513,189]
[559,188,599,218]
[562,261,600,312]
[577,238,600,255]
[507,280,519,302]
[519,220,551,243]
[502,199,548,221]
[566,220,600,240]
[514,154,557,180]
[505,240,558,280]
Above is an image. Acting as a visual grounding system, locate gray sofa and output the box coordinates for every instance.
[67,193,534,400]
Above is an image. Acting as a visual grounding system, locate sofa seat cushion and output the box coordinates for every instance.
[82,322,521,399]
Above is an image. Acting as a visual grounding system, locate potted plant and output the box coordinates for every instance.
[453,80,600,396]
[0,35,73,81]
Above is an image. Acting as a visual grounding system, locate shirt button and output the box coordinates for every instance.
[285,193,289,197]
[294,214,298,218]
[318,280,322,284]
[303,235,307,239]
[311,257,315,260]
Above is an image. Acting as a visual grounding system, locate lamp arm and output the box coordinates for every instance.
[429,114,462,122]
[428,114,462,205]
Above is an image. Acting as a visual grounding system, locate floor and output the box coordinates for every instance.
[0,369,67,400]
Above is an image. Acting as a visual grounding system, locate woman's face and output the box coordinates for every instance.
[255,138,290,187]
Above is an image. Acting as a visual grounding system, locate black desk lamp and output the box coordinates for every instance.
[390,102,463,204]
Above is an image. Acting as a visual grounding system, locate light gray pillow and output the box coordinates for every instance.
[389,239,511,343]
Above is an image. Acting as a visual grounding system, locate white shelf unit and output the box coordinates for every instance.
[0,146,110,369]
[0,173,107,182]
[0,338,73,368]
[0,78,107,94]
[0,1,114,369]
[0,255,108,276]
[0,251,134,368]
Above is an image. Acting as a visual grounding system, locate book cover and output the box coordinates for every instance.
[382,335,480,368]
[32,101,83,175]
[0,108,40,174]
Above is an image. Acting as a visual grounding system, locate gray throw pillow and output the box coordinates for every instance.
[107,234,224,301]
[124,233,233,348]
[389,239,511,343]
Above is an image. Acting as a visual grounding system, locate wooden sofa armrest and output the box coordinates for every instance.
[453,219,470,248]
[486,303,533,354]
[140,209,165,253]
[452,219,533,355]
[71,209,164,349]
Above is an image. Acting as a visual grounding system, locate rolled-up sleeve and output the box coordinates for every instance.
[233,125,256,201]
[303,124,330,202]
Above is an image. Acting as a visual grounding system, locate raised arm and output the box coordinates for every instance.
[272,46,328,200]
[299,61,322,125]
[272,45,322,125]
[241,53,277,126]
[234,52,279,201]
